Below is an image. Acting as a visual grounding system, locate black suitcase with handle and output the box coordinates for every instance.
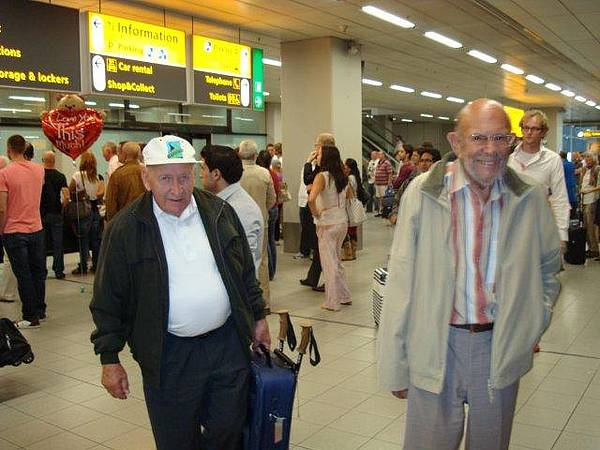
[565,200,586,265]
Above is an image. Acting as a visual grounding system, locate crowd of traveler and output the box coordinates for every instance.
[1,100,600,448]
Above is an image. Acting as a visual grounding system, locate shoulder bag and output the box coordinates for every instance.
[347,197,367,226]
[64,172,92,223]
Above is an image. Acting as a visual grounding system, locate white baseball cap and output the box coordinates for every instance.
[143,135,199,166]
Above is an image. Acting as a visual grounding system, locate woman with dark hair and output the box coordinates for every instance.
[256,150,280,280]
[308,146,353,311]
[68,152,105,274]
[343,158,364,260]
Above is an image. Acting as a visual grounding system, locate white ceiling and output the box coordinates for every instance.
[45,0,600,123]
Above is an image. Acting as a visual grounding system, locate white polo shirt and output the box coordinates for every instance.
[153,197,231,337]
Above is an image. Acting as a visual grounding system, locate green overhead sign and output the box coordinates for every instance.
[252,48,264,111]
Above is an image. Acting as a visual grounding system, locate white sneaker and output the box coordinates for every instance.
[15,320,41,329]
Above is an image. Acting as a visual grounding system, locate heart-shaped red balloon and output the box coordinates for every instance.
[41,108,104,160]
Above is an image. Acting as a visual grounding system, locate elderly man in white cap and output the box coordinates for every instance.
[90,135,270,450]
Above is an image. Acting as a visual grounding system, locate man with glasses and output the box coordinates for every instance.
[508,110,570,249]
[379,99,561,449]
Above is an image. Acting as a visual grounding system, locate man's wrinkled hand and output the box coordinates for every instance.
[252,318,271,350]
[102,363,130,400]
[392,389,408,399]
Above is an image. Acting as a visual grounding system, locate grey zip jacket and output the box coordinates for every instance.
[378,158,561,394]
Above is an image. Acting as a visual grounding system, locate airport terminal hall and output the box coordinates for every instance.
[2,0,600,449]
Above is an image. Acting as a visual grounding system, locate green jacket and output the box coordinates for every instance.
[378,159,561,395]
[90,189,266,387]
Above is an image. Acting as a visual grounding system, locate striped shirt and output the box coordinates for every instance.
[445,161,505,325]
[375,160,393,185]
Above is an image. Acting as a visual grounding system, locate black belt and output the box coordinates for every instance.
[450,323,494,333]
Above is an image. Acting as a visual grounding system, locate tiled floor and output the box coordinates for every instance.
[0,216,599,449]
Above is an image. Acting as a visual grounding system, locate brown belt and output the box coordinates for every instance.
[450,323,494,333]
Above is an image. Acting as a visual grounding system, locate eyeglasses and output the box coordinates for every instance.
[468,133,515,146]
[521,126,543,133]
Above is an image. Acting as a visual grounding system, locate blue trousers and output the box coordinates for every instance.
[3,231,46,322]
[43,213,65,276]
[143,317,249,450]
[75,209,101,271]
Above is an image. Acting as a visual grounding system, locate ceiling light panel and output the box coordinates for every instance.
[262,58,282,67]
[575,96,586,102]
[446,96,465,103]
[390,84,415,93]
[586,100,596,107]
[362,78,383,86]
[525,74,544,84]
[545,83,561,91]
[467,50,497,64]
[401,119,413,122]
[424,31,462,49]
[500,64,524,75]
[8,95,45,102]
[361,5,415,29]
[420,113,433,118]
[421,91,442,99]
[561,90,575,97]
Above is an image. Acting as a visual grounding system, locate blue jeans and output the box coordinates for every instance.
[3,230,46,322]
[267,206,278,280]
[76,209,101,272]
[43,213,65,276]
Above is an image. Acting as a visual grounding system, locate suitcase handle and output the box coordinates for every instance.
[276,310,297,352]
[298,322,321,367]
[255,344,273,368]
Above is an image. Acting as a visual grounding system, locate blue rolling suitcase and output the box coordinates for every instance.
[244,313,320,450]
[245,347,296,449]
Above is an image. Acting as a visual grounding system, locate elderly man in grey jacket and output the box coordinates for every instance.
[378,99,561,449]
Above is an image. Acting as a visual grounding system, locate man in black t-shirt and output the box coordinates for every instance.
[40,151,68,279]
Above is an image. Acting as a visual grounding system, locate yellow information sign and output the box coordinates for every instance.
[89,13,186,67]
[504,105,525,138]
[193,35,251,78]
[582,130,600,138]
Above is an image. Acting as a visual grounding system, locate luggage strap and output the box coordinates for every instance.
[308,330,321,366]
[285,315,297,352]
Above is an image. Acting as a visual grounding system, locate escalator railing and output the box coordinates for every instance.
[362,116,400,172]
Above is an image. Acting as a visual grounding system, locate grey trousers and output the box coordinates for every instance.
[403,327,518,450]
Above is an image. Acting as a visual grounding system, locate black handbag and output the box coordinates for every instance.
[0,318,34,367]
[64,173,92,223]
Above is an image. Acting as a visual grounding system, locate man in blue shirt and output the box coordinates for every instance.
[560,151,578,210]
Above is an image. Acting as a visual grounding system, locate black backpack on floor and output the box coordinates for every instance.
[0,318,34,367]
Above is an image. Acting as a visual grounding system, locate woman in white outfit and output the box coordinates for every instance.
[308,146,354,311]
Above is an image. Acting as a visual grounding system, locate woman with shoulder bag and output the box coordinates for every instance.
[68,152,105,275]
[342,158,365,261]
[308,146,353,311]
